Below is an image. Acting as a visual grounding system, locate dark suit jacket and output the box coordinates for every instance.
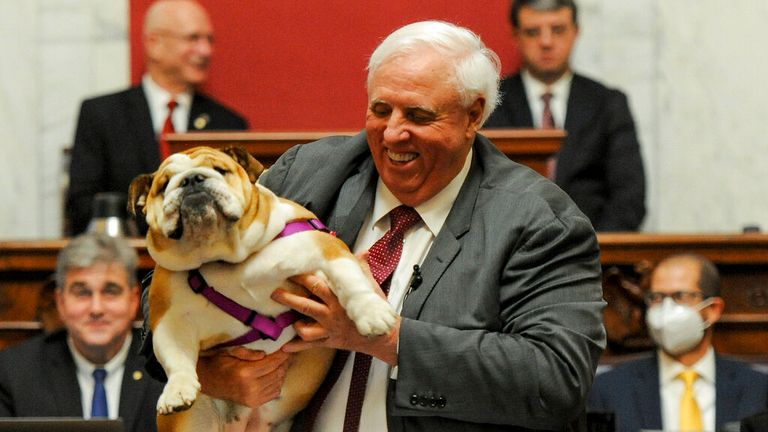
[742,409,768,432]
[66,85,248,235]
[587,352,768,432]
[0,329,163,432]
[259,131,606,431]
[485,73,646,231]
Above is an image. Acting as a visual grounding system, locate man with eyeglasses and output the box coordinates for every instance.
[588,254,768,431]
[66,0,248,236]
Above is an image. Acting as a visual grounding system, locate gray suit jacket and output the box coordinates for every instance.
[261,131,606,431]
[588,352,768,432]
[0,329,163,432]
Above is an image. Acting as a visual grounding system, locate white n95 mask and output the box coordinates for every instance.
[645,297,713,355]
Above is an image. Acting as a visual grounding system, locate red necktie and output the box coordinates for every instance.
[541,92,558,179]
[158,99,177,160]
[343,205,420,431]
[294,206,421,431]
[541,92,555,129]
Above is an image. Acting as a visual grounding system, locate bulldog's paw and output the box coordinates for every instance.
[157,372,201,415]
[345,293,398,336]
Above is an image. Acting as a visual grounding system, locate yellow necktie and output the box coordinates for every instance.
[679,370,703,432]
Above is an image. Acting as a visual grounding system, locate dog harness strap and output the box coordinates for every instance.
[187,270,300,345]
[276,218,334,238]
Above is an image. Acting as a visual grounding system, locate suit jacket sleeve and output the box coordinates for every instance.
[597,89,645,231]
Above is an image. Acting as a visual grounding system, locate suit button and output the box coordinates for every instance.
[410,394,419,406]
[418,396,428,406]
[429,396,438,407]
[438,396,447,408]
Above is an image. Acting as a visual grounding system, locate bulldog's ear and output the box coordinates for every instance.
[221,145,264,183]
[127,173,154,216]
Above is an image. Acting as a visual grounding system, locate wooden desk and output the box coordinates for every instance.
[3,234,767,361]
[166,128,565,177]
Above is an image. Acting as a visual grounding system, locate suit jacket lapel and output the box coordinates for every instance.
[118,333,150,432]
[400,139,480,319]
[127,86,161,170]
[45,334,85,416]
[507,74,534,127]
[634,355,663,430]
[329,158,377,247]
[714,355,738,431]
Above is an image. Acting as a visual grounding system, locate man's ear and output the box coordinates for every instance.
[467,98,486,134]
[703,296,725,325]
[127,173,154,217]
[221,145,264,183]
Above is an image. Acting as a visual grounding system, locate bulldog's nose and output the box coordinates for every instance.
[181,173,206,187]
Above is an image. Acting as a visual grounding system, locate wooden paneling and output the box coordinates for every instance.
[166,128,565,177]
[3,234,767,362]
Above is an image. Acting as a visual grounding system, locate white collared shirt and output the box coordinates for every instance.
[521,69,572,129]
[658,348,716,432]
[314,148,474,432]
[69,334,132,419]
[142,74,192,135]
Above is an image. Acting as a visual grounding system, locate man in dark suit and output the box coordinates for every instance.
[66,0,248,235]
[588,254,768,431]
[186,20,605,431]
[0,233,163,432]
[485,0,646,231]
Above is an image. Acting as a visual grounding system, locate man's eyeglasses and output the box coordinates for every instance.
[644,291,705,306]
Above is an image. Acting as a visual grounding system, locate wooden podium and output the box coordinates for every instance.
[167,128,564,177]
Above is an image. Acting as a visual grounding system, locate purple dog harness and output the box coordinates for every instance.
[188,218,333,349]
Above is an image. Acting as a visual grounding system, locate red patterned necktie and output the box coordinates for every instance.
[541,92,558,179]
[343,205,420,431]
[541,92,555,129]
[294,206,421,431]
[158,99,177,160]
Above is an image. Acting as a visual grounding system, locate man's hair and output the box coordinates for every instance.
[366,20,501,125]
[510,0,579,28]
[56,233,139,289]
[654,253,722,298]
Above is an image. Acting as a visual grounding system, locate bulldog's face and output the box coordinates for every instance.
[128,146,265,269]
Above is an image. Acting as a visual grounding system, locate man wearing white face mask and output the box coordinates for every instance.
[588,254,768,432]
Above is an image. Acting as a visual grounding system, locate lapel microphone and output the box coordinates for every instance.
[409,264,423,291]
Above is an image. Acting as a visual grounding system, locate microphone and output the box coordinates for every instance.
[409,264,423,291]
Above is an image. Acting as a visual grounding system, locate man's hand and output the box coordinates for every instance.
[271,271,400,366]
[197,348,290,408]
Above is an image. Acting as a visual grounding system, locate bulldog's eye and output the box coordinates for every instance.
[214,167,228,176]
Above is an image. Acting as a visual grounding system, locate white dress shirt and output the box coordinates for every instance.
[658,347,716,432]
[314,148,474,431]
[69,334,132,419]
[521,69,572,129]
[142,74,192,135]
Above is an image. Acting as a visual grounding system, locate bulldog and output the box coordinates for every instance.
[128,146,398,432]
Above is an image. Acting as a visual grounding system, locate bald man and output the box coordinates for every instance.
[588,254,768,432]
[66,0,248,236]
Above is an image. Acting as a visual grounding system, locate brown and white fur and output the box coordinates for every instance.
[128,146,397,431]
